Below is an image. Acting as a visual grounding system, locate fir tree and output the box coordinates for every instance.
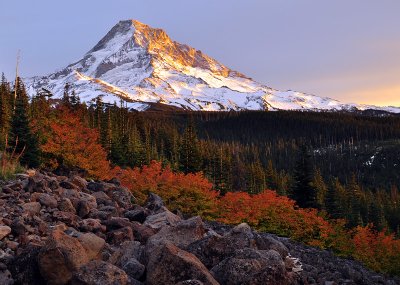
[0,74,11,148]
[325,178,346,219]
[291,145,318,208]
[347,174,363,227]
[312,168,328,210]
[179,122,202,174]
[9,78,40,167]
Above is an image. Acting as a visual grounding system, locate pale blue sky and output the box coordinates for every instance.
[1,0,399,106]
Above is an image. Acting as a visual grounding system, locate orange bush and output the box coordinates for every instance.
[114,161,218,217]
[214,190,339,247]
[352,225,400,275]
[41,107,111,179]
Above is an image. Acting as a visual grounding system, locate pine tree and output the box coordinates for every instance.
[62,83,71,107]
[266,159,278,191]
[312,168,328,210]
[347,174,363,227]
[9,78,40,167]
[291,145,317,208]
[70,90,80,107]
[179,122,202,174]
[0,74,11,149]
[325,178,346,219]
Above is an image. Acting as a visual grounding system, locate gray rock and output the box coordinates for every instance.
[121,258,145,280]
[145,193,164,213]
[210,248,299,285]
[71,260,129,285]
[143,210,181,230]
[146,242,219,285]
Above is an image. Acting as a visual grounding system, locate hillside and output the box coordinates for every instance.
[0,171,399,285]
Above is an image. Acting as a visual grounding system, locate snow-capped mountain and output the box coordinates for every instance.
[26,20,400,113]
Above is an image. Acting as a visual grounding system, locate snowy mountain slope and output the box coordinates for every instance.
[25,20,400,113]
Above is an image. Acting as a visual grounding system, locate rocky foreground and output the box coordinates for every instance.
[0,172,399,285]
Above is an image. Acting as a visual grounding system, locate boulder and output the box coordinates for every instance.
[210,248,298,285]
[22,202,42,216]
[38,230,89,285]
[146,216,206,259]
[146,242,219,285]
[121,258,145,280]
[38,193,58,208]
[131,222,156,243]
[92,191,113,206]
[59,187,80,201]
[26,173,48,192]
[58,198,76,213]
[107,226,134,245]
[70,260,129,285]
[110,241,144,266]
[69,175,88,189]
[8,246,46,285]
[11,219,29,236]
[187,223,257,269]
[107,186,134,209]
[77,200,92,218]
[0,263,14,285]
[79,219,106,233]
[52,211,79,227]
[77,232,105,260]
[104,217,133,231]
[0,226,12,240]
[124,207,148,223]
[87,182,106,192]
[143,210,181,230]
[145,193,164,213]
[60,180,79,190]
[254,232,289,258]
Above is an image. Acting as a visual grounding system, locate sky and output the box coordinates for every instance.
[1,0,399,107]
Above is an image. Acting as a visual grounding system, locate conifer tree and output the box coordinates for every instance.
[179,122,202,174]
[0,74,11,148]
[291,145,317,208]
[62,83,71,107]
[9,78,40,167]
[347,174,363,227]
[325,178,346,219]
[312,168,328,210]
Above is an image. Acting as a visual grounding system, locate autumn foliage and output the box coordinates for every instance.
[352,225,400,275]
[214,191,335,247]
[113,161,218,217]
[41,107,111,179]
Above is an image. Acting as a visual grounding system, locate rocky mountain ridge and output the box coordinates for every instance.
[25,20,400,113]
[0,171,399,284]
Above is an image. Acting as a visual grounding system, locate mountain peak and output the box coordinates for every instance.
[25,20,400,113]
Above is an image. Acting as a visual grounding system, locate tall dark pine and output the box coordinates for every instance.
[62,83,71,107]
[9,78,40,168]
[0,74,12,148]
[291,145,317,208]
[179,122,202,174]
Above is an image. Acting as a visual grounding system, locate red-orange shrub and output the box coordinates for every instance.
[41,107,111,179]
[214,190,338,247]
[114,161,218,217]
[352,225,400,275]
